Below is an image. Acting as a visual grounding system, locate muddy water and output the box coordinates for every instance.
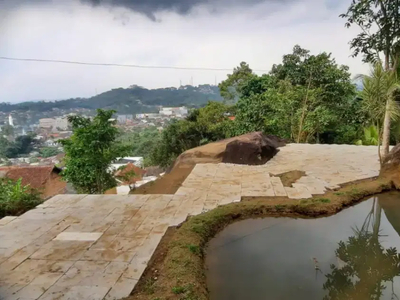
[206,192,400,300]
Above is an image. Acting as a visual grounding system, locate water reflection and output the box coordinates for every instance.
[323,197,400,300]
[206,192,400,300]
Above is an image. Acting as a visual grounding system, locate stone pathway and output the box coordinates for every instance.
[0,144,381,300]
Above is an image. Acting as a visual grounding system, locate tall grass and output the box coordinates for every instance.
[0,178,42,218]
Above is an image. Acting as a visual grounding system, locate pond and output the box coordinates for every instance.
[206,192,400,300]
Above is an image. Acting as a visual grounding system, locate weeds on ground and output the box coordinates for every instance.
[187,244,200,255]
[144,278,157,295]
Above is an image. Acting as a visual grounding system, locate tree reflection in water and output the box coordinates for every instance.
[323,197,400,300]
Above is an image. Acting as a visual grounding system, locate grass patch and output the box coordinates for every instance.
[126,178,394,300]
[143,278,156,295]
[172,286,186,294]
[187,244,201,255]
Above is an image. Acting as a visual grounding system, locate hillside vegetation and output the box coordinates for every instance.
[0,84,222,114]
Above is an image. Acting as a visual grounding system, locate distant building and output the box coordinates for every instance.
[117,114,133,124]
[135,113,160,119]
[54,117,69,130]
[44,139,59,147]
[110,157,144,171]
[39,117,69,131]
[39,118,55,129]
[0,165,66,199]
[159,106,188,117]
[8,114,14,127]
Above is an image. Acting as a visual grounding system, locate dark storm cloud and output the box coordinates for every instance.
[1,0,299,21]
[82,0,299,20]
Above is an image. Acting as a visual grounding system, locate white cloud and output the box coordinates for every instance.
[0,0,368,103]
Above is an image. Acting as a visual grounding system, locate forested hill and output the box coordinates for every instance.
[0,84,223,114]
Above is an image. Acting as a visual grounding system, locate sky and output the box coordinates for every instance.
[0,0,369,103]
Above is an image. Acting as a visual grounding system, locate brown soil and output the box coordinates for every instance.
[125,177,394,300]
[130,227,177,297]
[131,165,194,195]
[275,170,306,187]
[132,133,284,195]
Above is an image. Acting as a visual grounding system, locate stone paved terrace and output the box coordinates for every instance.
[0,144,382,299]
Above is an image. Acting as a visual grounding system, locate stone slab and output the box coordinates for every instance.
[0,144,383,300]
[53,232,103,242]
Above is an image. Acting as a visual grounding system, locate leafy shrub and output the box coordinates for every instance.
[0,178,42,218]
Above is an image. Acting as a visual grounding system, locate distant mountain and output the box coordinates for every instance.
[0,84,223,114]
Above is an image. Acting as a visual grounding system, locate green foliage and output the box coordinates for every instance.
[219,62,255,104]
[1,125,14,137]
[0,85,223,115]
[358,63,400,126]
[0,135,35,159]
[150,102,234,167]
[356,125,379,146]
[235,45,357,143]
[39,147,61,158]
[0,178,42,218]
[340,0,400,67]
[187,244,200,255]
[118,127,161,166]
[60,109,128,194]
[172,286,186,294]
[144,278,156,295]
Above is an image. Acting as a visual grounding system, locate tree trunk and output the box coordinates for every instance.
[381,52,392,161]
[373,199,382,241]
[297,73,312,143]
[377,123,382,166]
[381,100,391,160]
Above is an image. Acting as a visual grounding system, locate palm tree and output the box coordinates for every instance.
[356,125,380,146]
[357,62,400,165]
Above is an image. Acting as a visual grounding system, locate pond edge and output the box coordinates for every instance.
[127,177,395,300]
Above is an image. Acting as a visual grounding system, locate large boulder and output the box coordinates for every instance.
[171,132,286,170]
[381,144,400,188]
[222,132,284,165]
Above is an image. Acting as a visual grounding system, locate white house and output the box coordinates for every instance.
[110,157,144,172]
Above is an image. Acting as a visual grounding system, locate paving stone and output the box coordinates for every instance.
[285,185,312,199]
[11,272,64,299]
[72,260,110,272]
[270,177,287,197]
[81,249,135,262]
[38,285,110,300]
[104,276,138,300]
[30,244,90,261]
[54,267,121,288]
[53,232,103,242]
[0,144,384,300]
[0,217,17,226]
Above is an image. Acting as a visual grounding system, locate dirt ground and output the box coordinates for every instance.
[132,165,194,195]
[275,170,306,187]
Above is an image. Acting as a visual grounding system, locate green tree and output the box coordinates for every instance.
[39,147,61,158]
[150,102,233,167]
[341,0,400,159]
[60,109,127,194]
[1,124,14,137]
[118,127,161,165]
[357,63,400,164]
[235,46,356,143]
[219,62,255,104]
